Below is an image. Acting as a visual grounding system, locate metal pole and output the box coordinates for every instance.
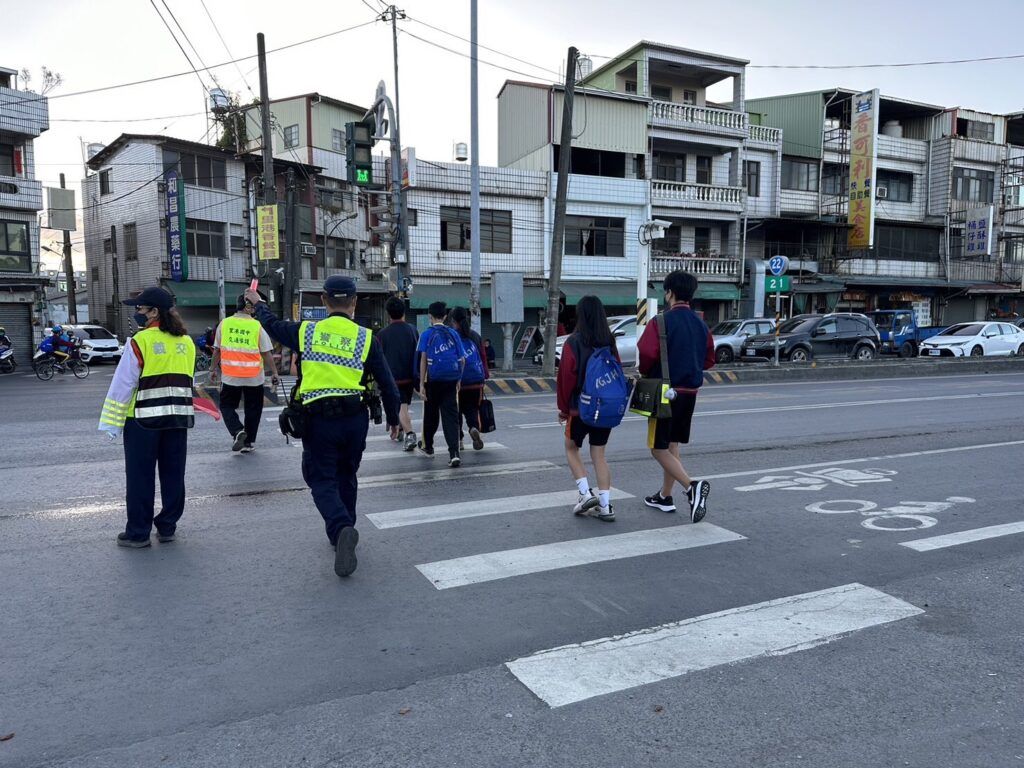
[469,0,482,334]
[773,289,781,367]
[390,6,409,290]
[217,256,226,323]
[59,173,77,324]
[502,322,514,372]
[542,46,578,377]
[110,224,120,336]
[257,33,275,207]
[284,168,296,320]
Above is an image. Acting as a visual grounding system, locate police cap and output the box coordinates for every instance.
[323,275,357,299]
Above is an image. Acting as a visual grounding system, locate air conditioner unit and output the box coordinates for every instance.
[876,186,888,199]
[301,243,316,256]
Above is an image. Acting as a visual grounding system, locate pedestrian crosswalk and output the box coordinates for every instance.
[353,445,931,711]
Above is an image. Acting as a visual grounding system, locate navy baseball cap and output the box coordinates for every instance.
[122,286,174,309]
[323,275,357,298]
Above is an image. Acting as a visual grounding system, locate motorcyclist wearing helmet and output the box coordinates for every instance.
[195,326,215,356]
[0,326,11,350]
[50,325,74,366]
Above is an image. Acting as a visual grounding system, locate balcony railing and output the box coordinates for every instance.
[651,252,740,279]
[748,124,781,144]
[651,180,744,210]
[650,101,747,133]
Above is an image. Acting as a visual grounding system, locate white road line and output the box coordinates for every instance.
[506,582,922,708]
[367,488,634,529]
[416,524,744,590]
[360,460,557,489]
[513,391,1024,429]
[361,443,506,461]
[899,521,1024,552]
[699,439,1024,483]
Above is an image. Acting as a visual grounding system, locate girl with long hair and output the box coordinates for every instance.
[556,295,618,521]
[449,306,490,451]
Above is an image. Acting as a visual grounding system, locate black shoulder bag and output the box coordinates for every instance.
[628,314,674,419]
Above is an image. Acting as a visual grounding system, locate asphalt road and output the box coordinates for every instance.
[2,365,1023,767]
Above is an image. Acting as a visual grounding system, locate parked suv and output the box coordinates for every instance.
[711,318,777,363]
[740,313,880,362]
[64,324,123,364]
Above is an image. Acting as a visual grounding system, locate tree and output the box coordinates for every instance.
[19,66,63,94]
[215,95,260,152]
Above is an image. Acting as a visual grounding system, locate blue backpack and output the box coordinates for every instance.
[574,340,629,429]
[425,326,463,382]
[462,337,485,384]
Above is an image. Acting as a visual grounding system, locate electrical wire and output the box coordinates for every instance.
[148,0,211,96]
[199,0,256,98]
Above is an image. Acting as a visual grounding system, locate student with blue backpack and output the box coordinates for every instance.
[556,295,629,522]
[416,301,466,467]
[450,307,490,451]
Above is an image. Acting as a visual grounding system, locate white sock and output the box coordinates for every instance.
[598,489,611,508]
[576,477,590,496]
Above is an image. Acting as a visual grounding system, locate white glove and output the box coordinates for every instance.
[99,425,121,441]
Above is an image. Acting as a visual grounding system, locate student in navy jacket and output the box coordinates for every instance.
[637,270,716,523]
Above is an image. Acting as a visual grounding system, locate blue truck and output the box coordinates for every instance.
[869,310,946,358]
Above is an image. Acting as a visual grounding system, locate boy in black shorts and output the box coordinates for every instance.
[636,271,715,522]
[377,296,420,451]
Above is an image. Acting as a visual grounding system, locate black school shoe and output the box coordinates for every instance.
[644,492,676,513]
[688,480,711,524]
[116,533,151,548]
[334,526,359,577]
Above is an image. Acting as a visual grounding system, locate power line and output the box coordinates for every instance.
[148,0,210,95]
[4,18,378,107]
[51,111,205,123]
[198,0,256,98]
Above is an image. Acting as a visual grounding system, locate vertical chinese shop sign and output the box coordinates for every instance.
[166,170,188,281]
[848,89,880,249]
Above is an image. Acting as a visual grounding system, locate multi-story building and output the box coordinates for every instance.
[0,66,49,352]
[498,41,783,324]
[41,269,89,325]
[748,89,1024,323]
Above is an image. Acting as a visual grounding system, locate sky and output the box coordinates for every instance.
[6,0,1024,269]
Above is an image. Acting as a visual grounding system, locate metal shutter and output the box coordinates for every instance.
[0,302,32,355]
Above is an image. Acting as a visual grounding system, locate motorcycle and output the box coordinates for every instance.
[0,345,15,374]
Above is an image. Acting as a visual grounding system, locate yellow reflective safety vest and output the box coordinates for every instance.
[130,328,196,429]
[296,315,371,404]
[218,315,263,379]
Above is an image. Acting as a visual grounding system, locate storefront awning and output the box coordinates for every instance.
[966,282,1023,295]
[694,283,741,301]
[161,280,250,307]
[409,284,548,310]
[562,281,638,307]
[792,279,846,294]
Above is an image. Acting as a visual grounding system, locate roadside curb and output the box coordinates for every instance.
[485,377,556,395]
[704,357,1024,385]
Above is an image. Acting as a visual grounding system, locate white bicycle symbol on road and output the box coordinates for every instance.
[806,497,976,531]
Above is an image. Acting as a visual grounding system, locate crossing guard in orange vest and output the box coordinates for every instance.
[210,293,279,453]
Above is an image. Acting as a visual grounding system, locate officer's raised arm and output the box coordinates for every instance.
[245,289,301,351]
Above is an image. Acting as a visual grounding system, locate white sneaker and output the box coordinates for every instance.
[585,504,615,522]
[573,491,600,515]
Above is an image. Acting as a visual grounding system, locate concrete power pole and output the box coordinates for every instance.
[59,173,77,324]
[385,5,410,285]
[541,47,578,377]
[257,33,275,209]
[469,0,482,334]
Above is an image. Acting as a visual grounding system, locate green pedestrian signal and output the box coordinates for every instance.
[356,168,371,184]
[346,120,375,186]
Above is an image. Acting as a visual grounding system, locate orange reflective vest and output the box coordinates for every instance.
[218,315,263,379]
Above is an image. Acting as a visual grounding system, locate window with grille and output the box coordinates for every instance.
[161,150,227,190]
[877,170,913,203]
[654,153,685,182]
[0,220,30,272]
[123,223,138,261]
[440,207,512,253]
[331,128,344,152]
[564,215,625,258]
[781,159,819,191]
[695,156,712,185]
[283,124,300,149]
[744,161,761,197]
[185,219,226,258]
[952,167,995,203]
[99,170,112,195]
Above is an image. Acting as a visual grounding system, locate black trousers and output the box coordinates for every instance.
[301,410,369,544]
[220,383,264,444]
[458,387,483,433]
[422,380,460,457]
[123,419,188,541]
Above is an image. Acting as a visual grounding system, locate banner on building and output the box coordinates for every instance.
[166,170,188,282]
[963,205,994,258]
[847,89,880,250]
[256,204,280,261]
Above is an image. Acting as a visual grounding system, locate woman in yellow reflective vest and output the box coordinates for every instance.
[98,286,196,548]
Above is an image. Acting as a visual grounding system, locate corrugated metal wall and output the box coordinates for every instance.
[309,100,363,153]
[746,92,824,159]
[498,84,549,168]
[552,92,647,155]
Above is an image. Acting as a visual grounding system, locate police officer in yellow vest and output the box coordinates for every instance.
[245,276,401,577]
[98,287,196,548]
[210,293,279,453]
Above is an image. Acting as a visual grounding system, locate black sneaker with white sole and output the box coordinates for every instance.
[644,492,676,513]
[688,480,710,523]
[469,427,484,451]
[334,526,359,577]
[417,440,434,458]
[231,430,248,452]
[448,455,461,468]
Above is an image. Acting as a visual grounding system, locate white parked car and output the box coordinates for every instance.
[65,324,124,363]
[918,322,1024,358]
[711,318,777,363]
[536,315,640,367]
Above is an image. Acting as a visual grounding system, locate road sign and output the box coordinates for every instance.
[765,275,791,292]
[768,255,789,276]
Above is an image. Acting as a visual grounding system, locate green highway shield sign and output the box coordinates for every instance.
[765,275,791,292]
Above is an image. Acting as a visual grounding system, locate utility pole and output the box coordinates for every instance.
[110,224,120,336]
[469,0,482,334]
[59,173,77,324]
[257,33,275,209]
[284,168,297,320]
[542,46,578,377]
[383,5,410,283]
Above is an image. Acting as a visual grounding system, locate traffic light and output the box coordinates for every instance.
[345,121,374,186]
